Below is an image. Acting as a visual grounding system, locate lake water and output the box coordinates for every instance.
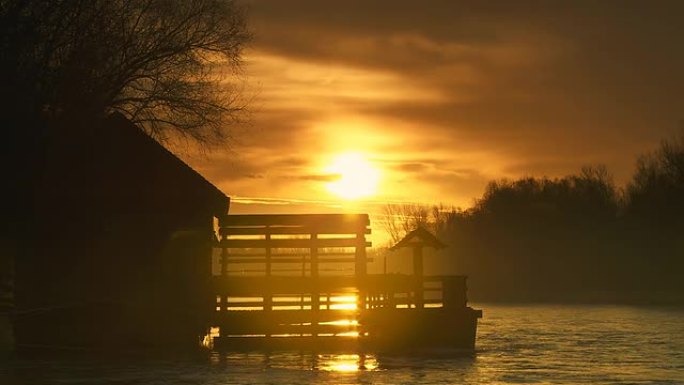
[2,304,684,384]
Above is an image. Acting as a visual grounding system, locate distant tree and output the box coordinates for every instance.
[568,165,620,218]
[382,204,431,245]
[381,203,459,245]
[474,166,618,221]
[622,129,684,291]
[1,0,250,146]
[626,129,684,220]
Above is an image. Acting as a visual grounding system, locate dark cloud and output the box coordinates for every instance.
[393,162,430,173]
[288,173,339,182]
[247,0,684,139]
[233,109,316,150]
[186,0,684,211]
[243,173,264,179]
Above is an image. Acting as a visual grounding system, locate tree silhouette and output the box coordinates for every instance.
[0,1,251,328]
[626,129,684,221]
[381,203,460,245]
[623,129,684,292]
[1,0,250,145]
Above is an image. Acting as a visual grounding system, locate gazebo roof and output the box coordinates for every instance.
[389,227,446,251]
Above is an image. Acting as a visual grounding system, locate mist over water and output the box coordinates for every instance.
[3,304,683,384]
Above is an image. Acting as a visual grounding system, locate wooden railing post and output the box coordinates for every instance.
[220,246,228,277]
[413,246,424,309]
[264,227,272,312]
[220,242,228,315]
[355,231,368,311]
[311,233,319,337]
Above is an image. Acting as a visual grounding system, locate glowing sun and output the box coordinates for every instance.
[324,153,380,200]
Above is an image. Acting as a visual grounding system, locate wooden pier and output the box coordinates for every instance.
[211,214,481,351]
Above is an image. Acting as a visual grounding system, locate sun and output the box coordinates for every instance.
[324,153,380,200]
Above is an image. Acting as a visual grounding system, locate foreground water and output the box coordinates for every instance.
[2,304,683,384]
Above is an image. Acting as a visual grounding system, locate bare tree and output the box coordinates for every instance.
[1,0,250,146]
[381,202,462,245]
[381,204,433,244]
[626,127,684,218]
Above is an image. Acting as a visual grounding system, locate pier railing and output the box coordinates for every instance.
[210,214,472,345]
[213,214,371,340]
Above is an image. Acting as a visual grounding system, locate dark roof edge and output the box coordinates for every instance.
[389,227,447,251]
[104,113,229,216]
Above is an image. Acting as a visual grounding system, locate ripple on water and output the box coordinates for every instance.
[3,304,684,384]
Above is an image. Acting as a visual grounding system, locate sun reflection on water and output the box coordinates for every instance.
[213,352,380,372]
[315,354,379,372]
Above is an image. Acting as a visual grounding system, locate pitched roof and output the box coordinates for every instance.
[100,113,229,215]
[389,227,446,251]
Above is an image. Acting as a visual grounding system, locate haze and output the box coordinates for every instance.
[184,0,684,236]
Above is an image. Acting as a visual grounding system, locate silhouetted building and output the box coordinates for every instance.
[14,113,228,349]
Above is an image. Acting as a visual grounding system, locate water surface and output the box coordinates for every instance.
[3,304,683,384]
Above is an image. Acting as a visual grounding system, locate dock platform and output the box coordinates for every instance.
[211,214,482,351]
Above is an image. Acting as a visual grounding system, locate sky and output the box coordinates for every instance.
[184,0,684,241]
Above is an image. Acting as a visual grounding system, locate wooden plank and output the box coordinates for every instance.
[221,302,265,308]
[213,276,359,296]
[220,238,371,249]
[220,226,371,236]
[222,299,357,308]
[316,251,358,256]
[226,301,302,308]
[216,323,356,336]
[222,297,358,311]
[213,275,437,293]
[212,309,358,324]
[224,257,372,264]
[389,299,443,305]
[219,214,369,228]
[212,275,453,303]
[212,251,358,258]
[223,269,357,274]
[223,258,273,264]
[213,275,357,287]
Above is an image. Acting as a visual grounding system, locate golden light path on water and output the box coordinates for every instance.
[202,305,684,380]
[209,351,380,372]
[7,305,684,383]
[316,354,379,372]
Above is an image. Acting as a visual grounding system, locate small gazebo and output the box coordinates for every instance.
[389,227,446,308]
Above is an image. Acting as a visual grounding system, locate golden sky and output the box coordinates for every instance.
[184,0,684,242]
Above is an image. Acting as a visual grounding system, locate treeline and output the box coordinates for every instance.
[384,130,684,304]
